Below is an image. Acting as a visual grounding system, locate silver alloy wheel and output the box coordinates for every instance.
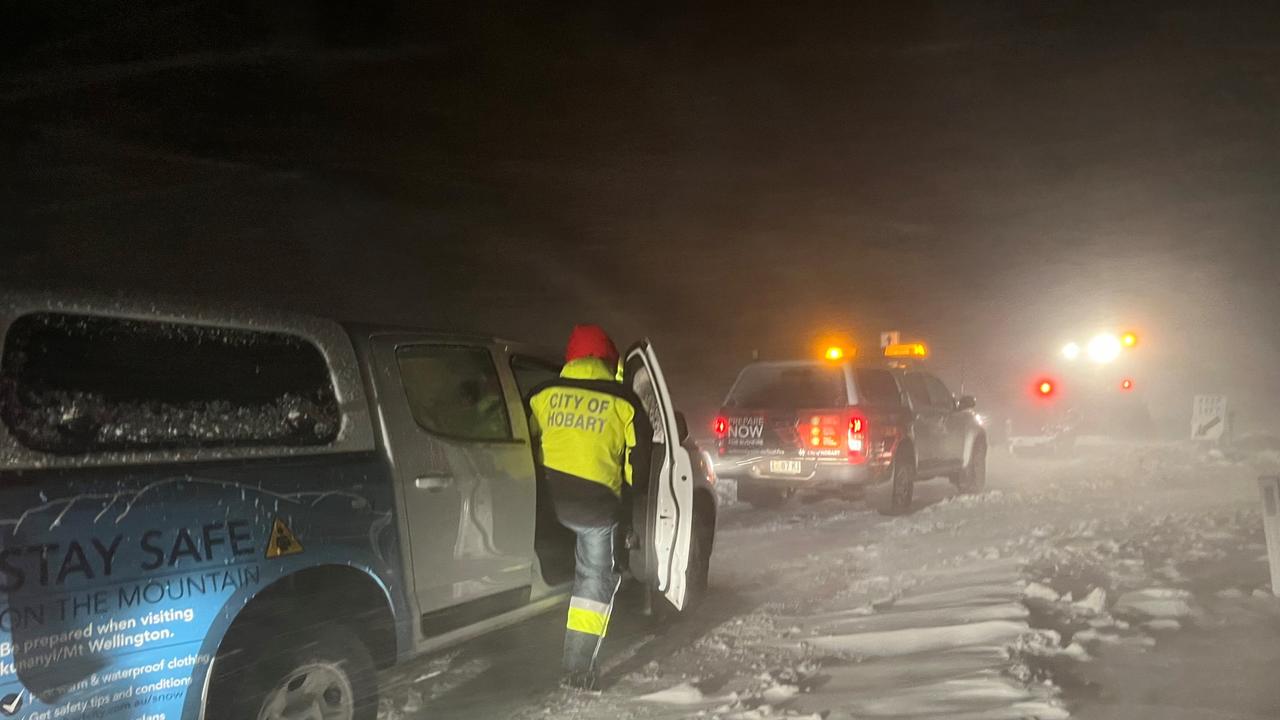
[257,662,355,720]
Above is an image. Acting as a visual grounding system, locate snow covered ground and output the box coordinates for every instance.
[378,442,1280,719]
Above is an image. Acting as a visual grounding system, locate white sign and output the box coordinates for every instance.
[1258,476,1280,595]
[1191,394,1227,440]
[879,330,900,349]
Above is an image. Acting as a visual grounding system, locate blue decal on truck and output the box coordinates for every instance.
[0,469,400,720]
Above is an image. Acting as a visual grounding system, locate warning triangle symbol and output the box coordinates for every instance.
[265,518,304,559]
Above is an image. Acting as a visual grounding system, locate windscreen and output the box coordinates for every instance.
[723,364,848,409]
[0,312,340,455]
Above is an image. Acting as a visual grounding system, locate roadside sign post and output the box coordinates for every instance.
[1191,394,1228,445]
[1258,476,1280,595]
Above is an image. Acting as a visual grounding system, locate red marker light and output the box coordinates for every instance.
[848,412,868,464]
[1036,379,1055,397]
[713,416,729,438]
[1120,378,1134,391]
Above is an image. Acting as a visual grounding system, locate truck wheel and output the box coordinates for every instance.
[207,620,377,720]
[953,440,987,494]
[684,517,712,609]
[877,455,916,516]
[738,484,791,509]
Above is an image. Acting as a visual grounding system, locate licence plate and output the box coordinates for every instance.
[769,460,803,474]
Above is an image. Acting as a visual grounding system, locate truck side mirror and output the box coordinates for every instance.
[957,395,977,410]
[675,410,690,443]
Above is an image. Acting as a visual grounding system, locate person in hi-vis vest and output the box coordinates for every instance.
[528,324,651,690]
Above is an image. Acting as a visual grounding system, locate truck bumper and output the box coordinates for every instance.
[714,454,888,488]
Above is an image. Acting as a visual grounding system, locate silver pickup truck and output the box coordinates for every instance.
[0,293,716,720]
[714,358,986,513]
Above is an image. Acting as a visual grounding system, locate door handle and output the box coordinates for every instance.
[415,474,454,492]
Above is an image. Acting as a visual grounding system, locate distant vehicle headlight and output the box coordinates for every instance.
[1061,342,1081,361]
[1086,333,1122,364]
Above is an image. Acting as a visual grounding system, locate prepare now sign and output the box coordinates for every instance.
[1191,394,1227,441]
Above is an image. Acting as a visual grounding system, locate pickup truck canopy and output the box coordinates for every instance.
[0,291,375,471]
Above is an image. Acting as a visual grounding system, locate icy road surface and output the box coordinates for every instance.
[378,443,1280,719]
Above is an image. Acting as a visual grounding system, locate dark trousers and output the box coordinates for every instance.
[560,519,621,674]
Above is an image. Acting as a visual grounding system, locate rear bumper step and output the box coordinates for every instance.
[715,457,884,485]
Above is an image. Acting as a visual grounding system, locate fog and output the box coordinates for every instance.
[4,1,1279,435]
[7,4,1280,719]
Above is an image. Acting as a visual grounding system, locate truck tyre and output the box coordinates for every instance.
[877,454,916,516]
[683,517,712,609]
[207,619,377,720]
[738,483,791,509]
[953,439,987,494]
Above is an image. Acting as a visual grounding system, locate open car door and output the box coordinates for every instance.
[625,340,695,610]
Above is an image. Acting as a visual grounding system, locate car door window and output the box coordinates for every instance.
[902,373,932,410]
[630,361,666,444]
[510,355,561,399]
[924,375,956,410]
[397,345,512,441]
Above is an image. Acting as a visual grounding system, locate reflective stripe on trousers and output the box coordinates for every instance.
[562,521,620,673]
[567,596,612,636]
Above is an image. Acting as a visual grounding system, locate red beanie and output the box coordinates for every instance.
[565,324,619,366]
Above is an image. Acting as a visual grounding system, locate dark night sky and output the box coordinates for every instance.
[4,1,1280,431]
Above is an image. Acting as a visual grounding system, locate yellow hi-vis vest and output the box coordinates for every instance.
[528,358,638,495]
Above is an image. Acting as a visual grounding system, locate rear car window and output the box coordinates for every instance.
[0,312,340,455]
[724,364,848,409]
[397,345,512,441]
[854,368,903,406]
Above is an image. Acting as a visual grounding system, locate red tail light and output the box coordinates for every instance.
[713,416,729,439]
[848,412,868,463]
